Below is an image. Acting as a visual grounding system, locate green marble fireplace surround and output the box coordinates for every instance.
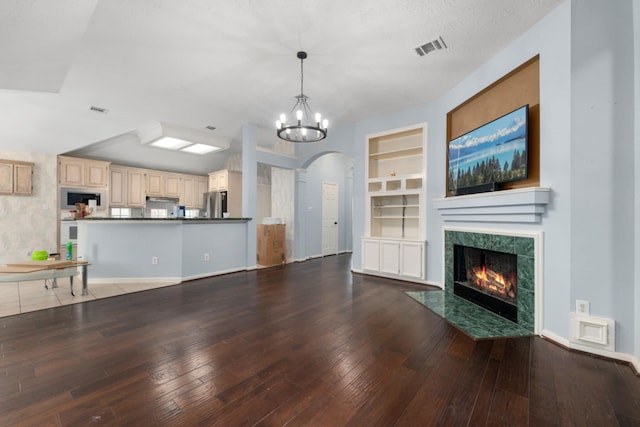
[407,229,538,339]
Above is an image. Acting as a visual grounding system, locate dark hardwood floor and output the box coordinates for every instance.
[1,254,639,426]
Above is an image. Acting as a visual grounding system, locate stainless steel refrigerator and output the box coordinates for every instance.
[203,191,227,218]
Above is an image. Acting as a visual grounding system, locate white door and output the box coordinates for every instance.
[322,181,339,256]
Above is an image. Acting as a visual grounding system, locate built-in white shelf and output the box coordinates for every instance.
[433,187,551,224]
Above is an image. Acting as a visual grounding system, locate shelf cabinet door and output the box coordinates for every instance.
[362,239,380,271]
[400,241,424,278]
[380,241,400,275]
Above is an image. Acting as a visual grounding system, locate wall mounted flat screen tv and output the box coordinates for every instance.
[447,104,529,195]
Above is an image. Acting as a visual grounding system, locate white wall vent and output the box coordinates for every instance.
[415,36,447,56]
[570,313,615,352]
[89,105,108,114]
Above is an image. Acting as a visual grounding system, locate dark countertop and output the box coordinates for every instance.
[70,217,251,222]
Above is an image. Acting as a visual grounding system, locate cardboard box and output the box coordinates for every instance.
[257,224,286,266]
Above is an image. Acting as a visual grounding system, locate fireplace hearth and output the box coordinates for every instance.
[453,244,518,322]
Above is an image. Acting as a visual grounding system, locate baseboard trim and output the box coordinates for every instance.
[88,277,181,285]
[351,268,432,286]
[181,267,248,282]
[541,329,640,375]
[89,267,250,285]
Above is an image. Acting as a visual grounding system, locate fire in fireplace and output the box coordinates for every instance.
[453,244,518,322]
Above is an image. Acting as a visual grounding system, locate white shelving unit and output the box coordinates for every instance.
[362,124,427,282]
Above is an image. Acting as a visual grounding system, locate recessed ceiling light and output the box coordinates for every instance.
[181,143,221,155]
[150,136,192,150]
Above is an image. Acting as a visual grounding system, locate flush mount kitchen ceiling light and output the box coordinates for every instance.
[276,51,328,143]
[150,136,192,150]
[181,143,221,154]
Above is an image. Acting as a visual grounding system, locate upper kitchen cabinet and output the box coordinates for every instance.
[164,173,182,198]
[0,159,33,195]
[145,171,164,196]
[58,156,110,188]
[194,176,208,209]
[109,166,127,206]
[209,169,242,216]
[146,171,183,199]
[127,169,145,207]
[208,169,240,192]
[109,166,146,208]
[180,174,209,208]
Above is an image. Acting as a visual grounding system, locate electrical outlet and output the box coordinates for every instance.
[204,253,210,261]
[576,299,590,315]
[151,256,158,265]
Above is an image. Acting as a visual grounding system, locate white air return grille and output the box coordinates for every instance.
[570,313,615,352]
[415,36,447,56]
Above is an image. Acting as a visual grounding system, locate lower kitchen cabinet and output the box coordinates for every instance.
[361,238,425,281]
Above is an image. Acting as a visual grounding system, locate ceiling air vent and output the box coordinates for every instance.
[415,36,447,57]
[89,105,108,114]
[205,125,217,130]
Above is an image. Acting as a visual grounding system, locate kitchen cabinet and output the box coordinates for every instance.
[209,169,242,216]
[109,167,127,206]
[127,169,145,207]
[164,173,181,198]
[0,160,33,195]
[146,171,164,196]
[109,166,146,208]
[59,156,109,188]
[181,175,194,207]
[208,169,236,191]
[194,176,208,209]
[180,174,208,208]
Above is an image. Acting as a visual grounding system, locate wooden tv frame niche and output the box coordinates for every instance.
[446,56,540,196]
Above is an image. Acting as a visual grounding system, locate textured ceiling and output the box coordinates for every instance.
[0,0,563,174]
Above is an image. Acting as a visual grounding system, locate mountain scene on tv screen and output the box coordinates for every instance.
[448,107,528,191]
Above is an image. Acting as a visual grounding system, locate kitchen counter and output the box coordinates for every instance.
[76,218,253,283]
[70,217,251,222]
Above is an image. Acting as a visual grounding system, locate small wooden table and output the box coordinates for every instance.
[0,260,89,296]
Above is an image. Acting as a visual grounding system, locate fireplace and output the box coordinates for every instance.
[453,244,518,322]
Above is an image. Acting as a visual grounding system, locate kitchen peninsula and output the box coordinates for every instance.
[76,218,252,283]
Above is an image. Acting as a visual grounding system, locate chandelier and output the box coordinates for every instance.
[276,51,328,143]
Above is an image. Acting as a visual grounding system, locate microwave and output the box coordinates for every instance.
[60,187,106,210]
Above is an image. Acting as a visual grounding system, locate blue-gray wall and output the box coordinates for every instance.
[295,0,639,361]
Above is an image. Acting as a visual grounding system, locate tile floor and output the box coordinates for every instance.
[0,277,179,318]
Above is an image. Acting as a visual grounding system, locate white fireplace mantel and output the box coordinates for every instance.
[433,187,551,224]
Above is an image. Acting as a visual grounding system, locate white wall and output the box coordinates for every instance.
[271,166,295,259]
[294,1,639,361]
[570,0,636,355]
[634,0,640,363]
[0,149,58,264]
[302,152,353,258]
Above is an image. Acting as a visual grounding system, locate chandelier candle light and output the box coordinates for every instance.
[276,51,329,143]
